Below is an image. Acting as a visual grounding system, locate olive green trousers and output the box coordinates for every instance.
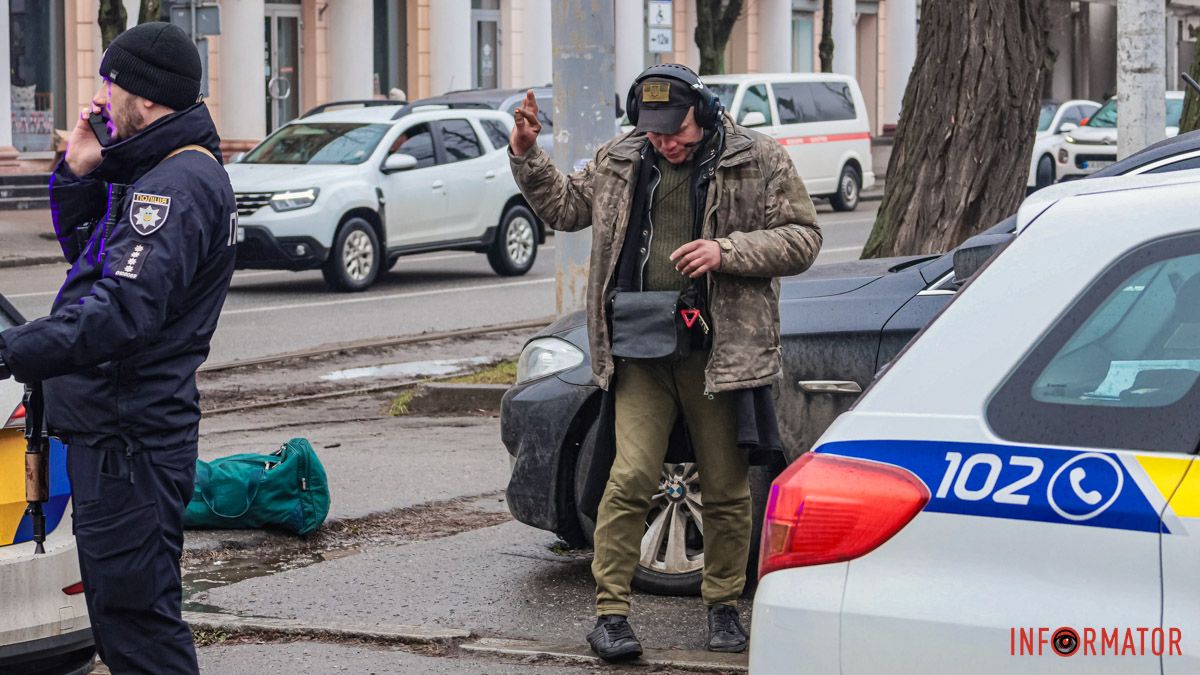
[592,351,751,616]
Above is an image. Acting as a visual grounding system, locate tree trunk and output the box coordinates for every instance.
[862,0,1051,259]
[694,0,744,75]
[98,0,127,50]
[819,0,833,73]
[139,0,164,24]
[1180,33,1200,133]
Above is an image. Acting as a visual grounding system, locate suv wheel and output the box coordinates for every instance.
[322,217,381,292]
[830,164,861,212]
[488,204,538,276]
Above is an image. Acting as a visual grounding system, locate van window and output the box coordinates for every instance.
[738,85,772,125]
[773,82,856,124]
[988,234,1200,453]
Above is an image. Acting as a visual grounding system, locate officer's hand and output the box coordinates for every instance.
[671,239,722,278]
[510,90,542,157]
[65,94,107,176]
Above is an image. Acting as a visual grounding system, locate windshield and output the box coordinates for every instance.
[1037,104,1057,132]
[243,123,391,165]
[707,84,737,114]
[1086,97,1183,129]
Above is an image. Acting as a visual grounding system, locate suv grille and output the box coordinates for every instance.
[235,192,272,216]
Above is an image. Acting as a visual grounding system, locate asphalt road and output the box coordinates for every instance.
[0,201,878,365]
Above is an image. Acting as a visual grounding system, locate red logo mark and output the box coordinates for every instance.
[680,309,700,328]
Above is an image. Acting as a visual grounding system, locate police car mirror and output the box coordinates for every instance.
[952,232,1013,286]
[383,153,419,173]
[740,111,768,127]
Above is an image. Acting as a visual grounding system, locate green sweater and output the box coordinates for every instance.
[643,156,694,292]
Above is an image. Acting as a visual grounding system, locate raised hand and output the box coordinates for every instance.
[510,89,542,157]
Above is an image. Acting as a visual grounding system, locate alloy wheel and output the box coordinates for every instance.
[639,462,705,576]
[343,229,375,282]
[506,216,535,267]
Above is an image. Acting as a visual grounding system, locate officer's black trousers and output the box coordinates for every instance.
[67,442,199,674]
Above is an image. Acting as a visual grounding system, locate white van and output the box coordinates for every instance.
[749,170,1200,674]
[703,73,876,211]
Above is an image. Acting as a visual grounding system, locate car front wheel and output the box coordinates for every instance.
[322,217,381,292]
[830,164,861,212]
[1034,154,1055,190]
[488,204,538,276]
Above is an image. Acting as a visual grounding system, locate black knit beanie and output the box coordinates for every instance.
[99,22,201,111]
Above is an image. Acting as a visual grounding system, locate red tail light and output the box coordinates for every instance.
[758,453,930,578]
[62,582,85,595]
[3,404,25,430]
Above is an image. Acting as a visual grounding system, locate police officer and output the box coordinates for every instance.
[509,65,822,660]
[0,23,235,674]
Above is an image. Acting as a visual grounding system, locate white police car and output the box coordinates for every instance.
[750,171,1200,673]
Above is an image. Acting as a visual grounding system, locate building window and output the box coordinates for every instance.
[472,0,501,89]
[374,0,408,99]
[9,0,63,152]
[792,11,814,73]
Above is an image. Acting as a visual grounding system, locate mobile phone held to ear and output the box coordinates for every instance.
[88,112,112,146]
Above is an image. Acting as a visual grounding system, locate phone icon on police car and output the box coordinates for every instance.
[1069,467,1103,506]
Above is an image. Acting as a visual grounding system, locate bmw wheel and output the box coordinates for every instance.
[488,204,538,276]
[633,462,706,595]
[322,217,381,292]
[830,163,861,212]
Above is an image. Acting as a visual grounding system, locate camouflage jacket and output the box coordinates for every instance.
[509,116,822,392]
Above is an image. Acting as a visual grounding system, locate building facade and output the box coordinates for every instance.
[3,0,1199,165]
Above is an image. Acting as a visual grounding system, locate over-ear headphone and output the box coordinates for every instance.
[625,63,724,131]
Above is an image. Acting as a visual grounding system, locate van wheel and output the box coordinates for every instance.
[830,164,861,212]
[1034,155,1055,190]
[322,217,381,292]
[488,204,538,276]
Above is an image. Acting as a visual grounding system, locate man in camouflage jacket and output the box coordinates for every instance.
[508,65,821,661]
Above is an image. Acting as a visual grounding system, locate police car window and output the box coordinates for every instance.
[738,85,771,125]
[988,234,1200,454]
[480,119,510,151]
[439,120,483,162]
[243,123,391,165]
[390,123,436,169]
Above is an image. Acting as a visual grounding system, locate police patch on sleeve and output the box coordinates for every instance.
[114,242,152,280]
[128,193,171,236]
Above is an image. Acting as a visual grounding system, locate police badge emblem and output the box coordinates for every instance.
[129,193,171,236]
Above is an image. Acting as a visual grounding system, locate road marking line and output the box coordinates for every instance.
[222,277,553,315]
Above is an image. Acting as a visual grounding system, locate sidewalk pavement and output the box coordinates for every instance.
[0,208,63,269]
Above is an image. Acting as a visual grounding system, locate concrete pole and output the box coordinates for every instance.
[831,0,856,76]
[524,0,554,87]
[218,0,267,143]
[552,0,616,315]
[614,0,644,98]
[327,0,375,100]
[430,0,472,95]
[1117,0,1165,159]
[0,0,18,165]
[758,0,793,73]
[884,0,917,128]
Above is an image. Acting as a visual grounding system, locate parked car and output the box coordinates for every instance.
[1027,98,1100,190]
[701,73,876,211]
[1054,91,1184,182]
[499,130,1200,596]
[227,105,541,292]
[750,168,1200,674]
[0,294,94,674]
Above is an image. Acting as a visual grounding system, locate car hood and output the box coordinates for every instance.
[1066,125,1117,145]
[780,256,928,300]
[225,162,364,192]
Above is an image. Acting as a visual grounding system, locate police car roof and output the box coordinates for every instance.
[1018,167,1200,233]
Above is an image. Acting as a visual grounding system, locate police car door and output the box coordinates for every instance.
[1161,455,1199,673]
[833,219,1200,672]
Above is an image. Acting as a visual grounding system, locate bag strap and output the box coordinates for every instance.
[194,460,266,520]
[163,144,218,164]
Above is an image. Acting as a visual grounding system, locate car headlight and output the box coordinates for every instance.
[516,337,585,384]
[1064,135,1076,144]
[270,188,320,212]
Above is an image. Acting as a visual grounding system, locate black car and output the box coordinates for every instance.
[499,125,1200,597]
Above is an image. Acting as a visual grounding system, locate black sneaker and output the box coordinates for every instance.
[587,614,643,662]
[707,604,749,653]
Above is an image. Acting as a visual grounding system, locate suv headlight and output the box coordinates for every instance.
[516,337,585,384]
[270,188,320,212]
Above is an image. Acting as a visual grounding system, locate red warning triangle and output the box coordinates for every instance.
[680,308,700,328]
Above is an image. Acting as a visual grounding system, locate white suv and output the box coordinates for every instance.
[227,106,540,292]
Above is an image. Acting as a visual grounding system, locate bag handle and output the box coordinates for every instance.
[194,460,266,520]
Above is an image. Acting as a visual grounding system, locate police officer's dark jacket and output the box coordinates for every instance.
[0,102,236,450]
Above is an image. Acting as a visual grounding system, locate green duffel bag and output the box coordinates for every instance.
[184,438,331,535]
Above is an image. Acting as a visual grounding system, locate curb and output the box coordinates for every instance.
[407,383,508,415]
[184,611,471,644]
[461,637,749,672]
[0,255,62,269]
